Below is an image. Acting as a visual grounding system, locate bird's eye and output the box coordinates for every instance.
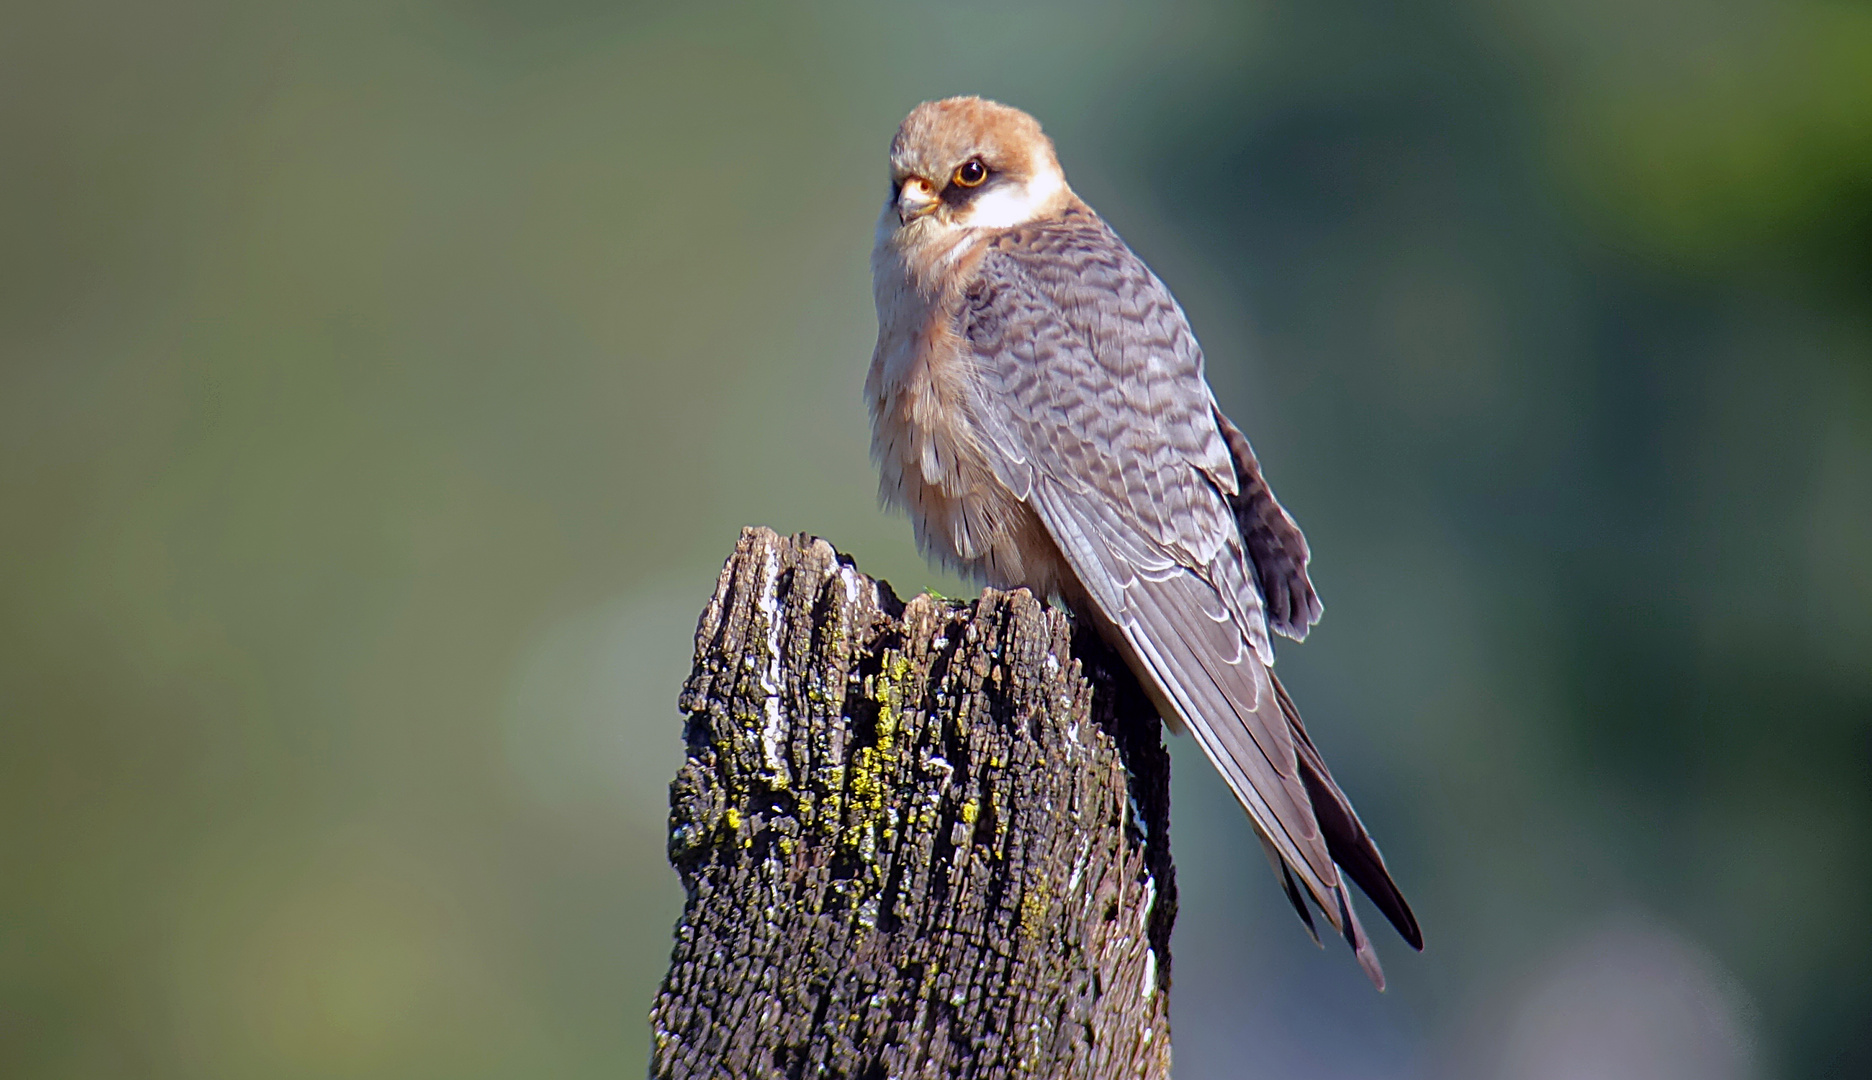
[953,159,988,188]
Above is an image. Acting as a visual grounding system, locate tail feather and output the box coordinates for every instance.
[1274,676,1424,952]
[1025,481,1417,988]
[1334,880,1387,991]
[1257,831,1321,947]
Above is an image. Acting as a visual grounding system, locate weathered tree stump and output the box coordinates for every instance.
[649,528,1177,1079]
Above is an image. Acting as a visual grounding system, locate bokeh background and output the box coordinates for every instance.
[5,1,1869,1077]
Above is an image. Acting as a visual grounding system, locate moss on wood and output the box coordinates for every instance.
[651,527,1175,1079]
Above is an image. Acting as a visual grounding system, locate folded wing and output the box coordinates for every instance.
[961,210,1418,986]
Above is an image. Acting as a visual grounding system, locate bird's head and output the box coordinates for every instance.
[882,97,1073,240]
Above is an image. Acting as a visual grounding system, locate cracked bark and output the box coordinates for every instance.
[649,527,1176,1079]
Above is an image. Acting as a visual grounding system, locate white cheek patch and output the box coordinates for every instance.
[962,169,1065,229]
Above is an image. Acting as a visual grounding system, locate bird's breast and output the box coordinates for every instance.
[867,235,1068,598]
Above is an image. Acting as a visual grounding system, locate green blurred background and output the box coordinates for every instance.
[4,1,1869,1077]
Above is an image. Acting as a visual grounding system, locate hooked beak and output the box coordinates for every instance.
[896,176,938,225]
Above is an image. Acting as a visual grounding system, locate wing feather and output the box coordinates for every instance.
[959,207,1413,985]
[1274,676,1424,950]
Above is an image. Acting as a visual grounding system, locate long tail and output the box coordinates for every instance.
[1090,552,1419,988]
[1272,673,1423,955]
[1030,487,1419,987]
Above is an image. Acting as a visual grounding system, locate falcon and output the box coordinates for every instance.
[867,96,1422,987]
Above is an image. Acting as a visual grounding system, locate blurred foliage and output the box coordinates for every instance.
[2,1,1867,1078]
[1537,0,1872,277]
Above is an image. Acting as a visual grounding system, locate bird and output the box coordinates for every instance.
[866,96,1422,988]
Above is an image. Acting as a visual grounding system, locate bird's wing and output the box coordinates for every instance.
[958,210,1403,982]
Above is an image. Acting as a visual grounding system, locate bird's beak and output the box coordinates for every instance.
[896,177,938,225]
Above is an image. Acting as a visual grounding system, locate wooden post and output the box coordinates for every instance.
[648,528,1177,1079]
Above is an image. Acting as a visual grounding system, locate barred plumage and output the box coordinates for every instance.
[869,96,1419,987]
